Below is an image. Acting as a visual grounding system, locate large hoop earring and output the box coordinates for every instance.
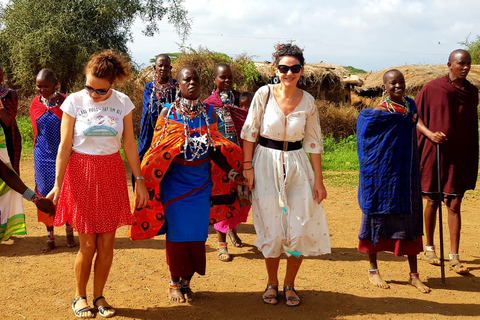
[273,76,279,84]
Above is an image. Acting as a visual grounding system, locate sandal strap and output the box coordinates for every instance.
[93,295,105,307]
[264,284,278,291]
[283,285,297,293]
[263,284,278,299]
[72,296,87,305]
[74,306,94,315]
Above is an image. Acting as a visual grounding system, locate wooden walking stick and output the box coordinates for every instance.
[436,143,446,283]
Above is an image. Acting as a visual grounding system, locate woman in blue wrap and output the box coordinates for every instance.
[357,69,430,293]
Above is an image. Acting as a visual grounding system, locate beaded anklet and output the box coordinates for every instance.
[409,273,420,279]
[449,253,460,260]
[169,281,180,290]
[368,269,380,275]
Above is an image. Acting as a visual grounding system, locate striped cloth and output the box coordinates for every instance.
[0,125,26,242]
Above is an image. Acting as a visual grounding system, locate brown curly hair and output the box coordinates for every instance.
[272,43,305,67]
[85,49,131,83]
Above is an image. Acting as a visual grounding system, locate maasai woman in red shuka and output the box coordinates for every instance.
[30,69,75,252]
[0,64,21,174]
[205,63,251,262]
[130,67,246,303]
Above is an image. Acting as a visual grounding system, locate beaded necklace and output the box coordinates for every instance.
[161,98,215,160]
[40,92,61,108]
[216,91,237,139]
[383,96,410,114]
[0,84,9,100]
[148,75,175,130]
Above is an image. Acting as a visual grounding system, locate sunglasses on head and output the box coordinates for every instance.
[278,64,303,74]
[85,84,112,96]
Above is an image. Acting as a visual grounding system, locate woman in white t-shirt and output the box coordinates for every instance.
[48,50,148,318]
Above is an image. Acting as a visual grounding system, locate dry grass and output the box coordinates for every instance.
[358,64,480,97]
[254,62,349,84]
[317,101,359,138]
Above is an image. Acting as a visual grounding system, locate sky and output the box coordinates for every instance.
[129,0,480,72]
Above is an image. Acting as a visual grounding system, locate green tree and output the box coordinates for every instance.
[0,0,191,93]
[460,34,480,64]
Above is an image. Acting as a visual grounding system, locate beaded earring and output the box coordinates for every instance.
[298,75,305,86]
[273,76,279,84]
[381,89,387,103]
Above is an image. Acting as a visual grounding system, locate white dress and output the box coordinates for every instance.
[241,84,331,258]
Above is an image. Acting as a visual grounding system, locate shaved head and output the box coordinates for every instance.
[36,68,58,84]
[449,49,471,63]
[177,67,198,81]
[383,69,403,84]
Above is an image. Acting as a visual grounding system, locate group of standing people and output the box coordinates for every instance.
[356,49,478,293]
[0,44,477,318]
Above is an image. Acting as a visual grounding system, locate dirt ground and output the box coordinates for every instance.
[2,159,480,320]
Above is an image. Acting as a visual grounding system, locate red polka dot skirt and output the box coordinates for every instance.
[54,151,135,234]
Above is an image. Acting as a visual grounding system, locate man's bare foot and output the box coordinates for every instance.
[169,282,185,303]
[368,270,390,289]
[42,240,55,253]
[182,286,194,302]
[409,277,431,293]
[421,250,441,266]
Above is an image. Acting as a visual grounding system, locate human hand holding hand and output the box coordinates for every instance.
[46,185,61,206]
[234,174,247,186]
[36,198,55,216]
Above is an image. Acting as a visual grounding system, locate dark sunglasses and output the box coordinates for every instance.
[278,64,303,74]
[85,84,112,95]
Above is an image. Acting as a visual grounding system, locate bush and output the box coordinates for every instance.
[17,116,34,152]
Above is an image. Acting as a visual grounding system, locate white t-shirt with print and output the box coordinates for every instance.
[61,89,135,155]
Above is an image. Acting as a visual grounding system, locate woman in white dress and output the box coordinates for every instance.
[241,43,330,307]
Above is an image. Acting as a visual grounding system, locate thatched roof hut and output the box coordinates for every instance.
[357,65,480,97]
[254,62,357,103]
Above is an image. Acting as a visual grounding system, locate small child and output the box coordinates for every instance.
[239,92,253,109]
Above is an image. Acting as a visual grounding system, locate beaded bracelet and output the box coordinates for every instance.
[22,188,41,204]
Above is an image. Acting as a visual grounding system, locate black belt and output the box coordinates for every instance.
[259,136,302,151]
